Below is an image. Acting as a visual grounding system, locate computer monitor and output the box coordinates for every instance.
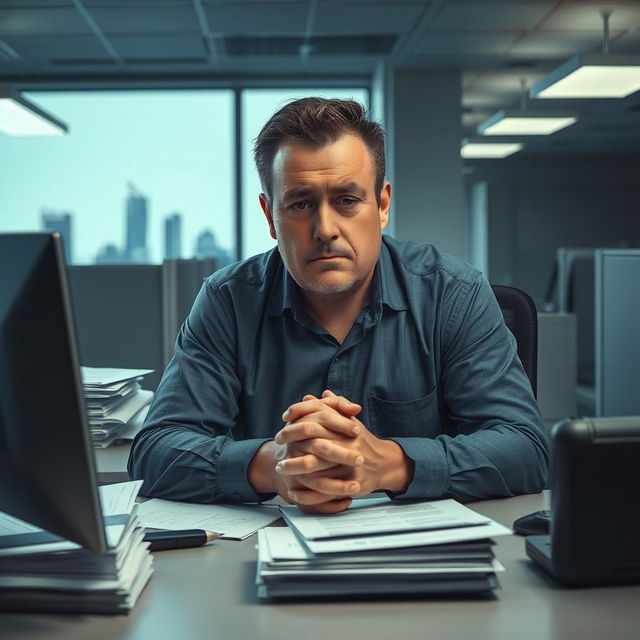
[0,232,107,553]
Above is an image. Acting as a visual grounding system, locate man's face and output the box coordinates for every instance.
[260,134,390,298]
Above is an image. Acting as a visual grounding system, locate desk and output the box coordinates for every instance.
[2,492,639,640]
[95,443,131,485]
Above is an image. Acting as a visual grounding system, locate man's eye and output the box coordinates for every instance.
[338,197,358,206]
[290,201,310,211]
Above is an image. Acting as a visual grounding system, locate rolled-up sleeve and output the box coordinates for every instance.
[390,274,549,502]
[127,281,271,504]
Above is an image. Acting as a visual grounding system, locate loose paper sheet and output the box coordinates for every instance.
[280,498,490,540]
[137,499,281,540]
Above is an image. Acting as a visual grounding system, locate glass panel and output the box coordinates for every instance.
[0,90,235,265]
[241,88,369,260]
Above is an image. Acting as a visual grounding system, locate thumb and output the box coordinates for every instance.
[321,389,361,416]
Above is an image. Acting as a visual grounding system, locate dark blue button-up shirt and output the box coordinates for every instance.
[128,236,548,503]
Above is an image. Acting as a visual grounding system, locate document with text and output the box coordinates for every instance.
[280,498,511,554]
[280,498,490,540]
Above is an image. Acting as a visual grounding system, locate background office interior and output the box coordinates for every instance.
[1,0,639,421]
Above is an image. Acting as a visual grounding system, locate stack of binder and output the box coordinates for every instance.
[80,367,154,448]
[0,481,153,614]
[257,498,511,600]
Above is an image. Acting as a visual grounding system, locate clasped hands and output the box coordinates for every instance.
[249,390,413,514]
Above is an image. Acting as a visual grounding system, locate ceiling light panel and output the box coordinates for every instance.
[461,142,523,159]
[477,110,577,136]
[531,55,640,99]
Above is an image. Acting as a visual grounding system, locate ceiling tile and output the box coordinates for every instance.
[539,4,640,31]
[414,31,518,55]
[0,7,90,35]
[0,1,73,6]
[109,33,205,57]
[1,33,109,60]
[204,2,308,34]
[315,2,424,35]
[82,1,192,4]
[611,28,640,53]
[431,2,554,31]
[509,29,625,57]
[89,5,199,34]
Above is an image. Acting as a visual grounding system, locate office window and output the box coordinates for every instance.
[241,88,369,259]
[0,90,235,265]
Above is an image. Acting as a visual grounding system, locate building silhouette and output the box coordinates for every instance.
[95,243,122,264]
[125,183,148,263]
[164,213,182,260]
[42,210,72,263]
[195,229,233,268]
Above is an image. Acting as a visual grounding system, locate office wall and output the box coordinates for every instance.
[388,69,465,258]
[467,156,640,301]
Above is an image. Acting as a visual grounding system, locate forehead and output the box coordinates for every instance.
[271,134,375,194]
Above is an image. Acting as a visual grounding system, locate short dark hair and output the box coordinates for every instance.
[253,97,386,205]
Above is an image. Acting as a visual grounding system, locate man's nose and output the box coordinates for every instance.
[313,203,339,242]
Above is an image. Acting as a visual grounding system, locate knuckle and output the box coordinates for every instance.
[317,440,331,455]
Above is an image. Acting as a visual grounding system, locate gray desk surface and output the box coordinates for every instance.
[2,491,639,640]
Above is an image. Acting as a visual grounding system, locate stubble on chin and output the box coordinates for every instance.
[301,275,359,295]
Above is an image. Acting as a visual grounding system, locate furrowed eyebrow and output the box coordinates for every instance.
[330,182,367,198]
[282,187,315,203]
[282,183,367,202]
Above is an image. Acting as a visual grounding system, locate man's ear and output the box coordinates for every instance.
[378,181,391,231]
[259,193,277,240]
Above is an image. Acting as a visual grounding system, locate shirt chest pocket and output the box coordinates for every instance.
[367,387,440,438]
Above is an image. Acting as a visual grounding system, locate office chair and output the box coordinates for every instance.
[491,285,538,398]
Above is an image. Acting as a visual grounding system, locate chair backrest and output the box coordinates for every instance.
[491,285,538,398]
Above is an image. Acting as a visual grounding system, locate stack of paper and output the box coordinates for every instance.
[0,481,153,614]
[256,498,511,600]
[81,367,154,448]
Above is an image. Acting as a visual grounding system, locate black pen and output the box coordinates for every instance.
[143,529,222,552]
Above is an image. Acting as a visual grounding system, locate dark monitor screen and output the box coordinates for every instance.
[0,232,106,553]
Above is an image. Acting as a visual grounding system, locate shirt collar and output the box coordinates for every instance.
[378,235,409,312]
[265,236,409,318]
[265,253,298,317]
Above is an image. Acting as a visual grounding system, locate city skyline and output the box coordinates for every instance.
[43,182,232,266]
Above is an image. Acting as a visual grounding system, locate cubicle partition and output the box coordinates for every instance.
[548,247,640,418]
[594,249,640,417]
[68,258,217,390]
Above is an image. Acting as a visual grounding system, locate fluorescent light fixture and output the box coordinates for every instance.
[530,54,640,99]
[0,88,68,136]
[477,109,577,136]
[461,141,523,159]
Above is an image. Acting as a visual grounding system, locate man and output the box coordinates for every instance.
[129,98,548,514]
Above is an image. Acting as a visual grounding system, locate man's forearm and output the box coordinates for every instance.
[248,440,279,494]
[129,426,270,503]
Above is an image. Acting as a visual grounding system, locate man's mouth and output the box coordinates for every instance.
[309,252,350,262]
